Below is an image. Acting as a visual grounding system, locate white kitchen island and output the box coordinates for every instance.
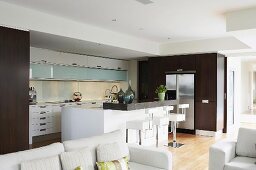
[62,101,178,146]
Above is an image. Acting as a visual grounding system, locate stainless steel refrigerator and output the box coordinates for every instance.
[166,72,195,131]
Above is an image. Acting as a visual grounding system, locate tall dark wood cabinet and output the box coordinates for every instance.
[195,53,225,131]
[142,53,225,133]
[0,26,30,154]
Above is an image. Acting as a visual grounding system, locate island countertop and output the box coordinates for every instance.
[103,100,178,111]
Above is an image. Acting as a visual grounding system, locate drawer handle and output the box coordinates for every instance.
[91,102,96,104]
[177,69,183,71]
[40,117,46,120]
[39,106,46,108]
[72,63,77,66]
[97,65,102,68]
[40,129,46,131]
[40,123,46,126]
[40,111,46,114]
[117,67,121,70]
[202,100,209,104]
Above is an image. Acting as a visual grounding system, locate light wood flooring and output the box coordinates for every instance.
[167,133,226,170]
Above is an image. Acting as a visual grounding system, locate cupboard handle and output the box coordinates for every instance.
[202,100,209,104]
[40,117,46,120]
[40,123,46,126]
[41,60,47,63]
[40,111,46,114]
[117,67,121,70]
[97,65,102,68]
[39,106,46,108]
[40,129,46,131]
[72,63,77,66]
[177,69,183,71]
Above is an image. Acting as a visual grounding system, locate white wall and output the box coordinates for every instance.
[240,61,254,113]
[227,57,241,128]
[29,81,121,102]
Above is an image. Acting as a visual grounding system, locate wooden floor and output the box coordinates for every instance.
[166,133,226,170]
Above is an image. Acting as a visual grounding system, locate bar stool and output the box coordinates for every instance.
[168,104,189,148]
[151,106,174,147]
[126,119,150,145]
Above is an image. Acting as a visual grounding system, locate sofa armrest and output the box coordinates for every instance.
[209,140,236,170]
[128,144,172,170]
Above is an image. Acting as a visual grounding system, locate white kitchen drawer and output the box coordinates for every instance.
[58,52,88,67]
[29,105,52,112]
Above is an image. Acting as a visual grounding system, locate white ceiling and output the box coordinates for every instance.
[30,31,154,59]
[2,0,256,43]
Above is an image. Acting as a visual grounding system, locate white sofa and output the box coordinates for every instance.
[0,130,172,170]
[209,128,256,170]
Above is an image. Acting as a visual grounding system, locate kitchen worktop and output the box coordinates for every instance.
[103,100,178,111]
[29,100,105,106]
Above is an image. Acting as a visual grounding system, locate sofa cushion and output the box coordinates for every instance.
[224,156,256,170]
[96,157,129,170]
[236,128,256,158]
[0,142,64,170]
[97,142,129,162]
[21,155,61,170]
[129,162,165,170]
[60,148,94,170]
[63,130,124,164]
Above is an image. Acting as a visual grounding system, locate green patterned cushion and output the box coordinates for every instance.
[96,157,129,170]
[74,166,83,170]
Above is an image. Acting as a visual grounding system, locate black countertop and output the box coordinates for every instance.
[103,100,178,111]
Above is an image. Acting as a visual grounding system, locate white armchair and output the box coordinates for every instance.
[209,128,256,170]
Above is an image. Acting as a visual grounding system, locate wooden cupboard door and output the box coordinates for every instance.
[162,56,179,72]
[0,27,29,154]
[195,102,217,131]
[177,55,196,71]
[195,54,217,102]
[148,57,166,100]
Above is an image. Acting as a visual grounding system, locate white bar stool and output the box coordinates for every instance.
[151,106,174,147]
[168,104,189,148]
[126,119,150,145]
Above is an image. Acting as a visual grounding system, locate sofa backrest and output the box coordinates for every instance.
[0,143,64,170]
[63,130,125,164]
[236,128,256,158]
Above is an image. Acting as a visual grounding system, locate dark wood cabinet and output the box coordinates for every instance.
[195,102,217,131]
[142,53,225,132]
[0,26,30,154]
[195,54,217,102]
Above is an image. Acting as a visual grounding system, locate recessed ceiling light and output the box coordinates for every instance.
[135,0,154,5]
[112,19,117,22]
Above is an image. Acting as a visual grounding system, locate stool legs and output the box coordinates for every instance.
[168,121,184,148]
[126,129,129,143]
[139,130,142,145]
[156,125,159,147]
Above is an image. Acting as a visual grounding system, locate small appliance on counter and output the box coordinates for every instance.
[29,87,37,104]
[73,92,82,102]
